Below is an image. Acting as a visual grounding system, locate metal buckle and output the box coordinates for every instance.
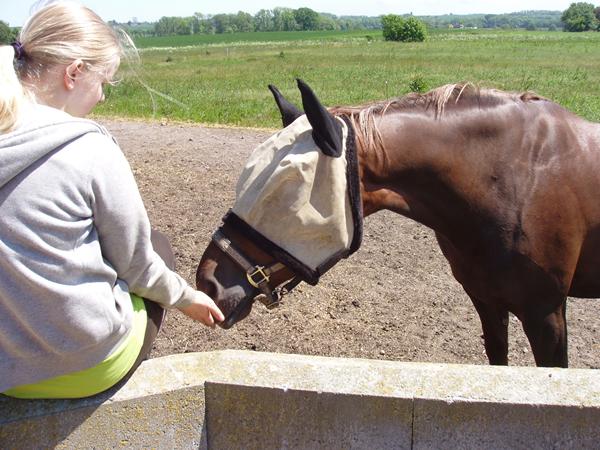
[256,291,281,309]
[246,266,270,288]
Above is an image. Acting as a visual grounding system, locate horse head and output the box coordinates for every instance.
[196,79,362,328]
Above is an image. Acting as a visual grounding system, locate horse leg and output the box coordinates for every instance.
[471,297,509,365]
[434,235,509,365]
[521,301,568,367]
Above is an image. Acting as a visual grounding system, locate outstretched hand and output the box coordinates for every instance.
[178,290,224,327]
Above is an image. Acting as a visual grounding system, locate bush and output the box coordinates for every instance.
[382,15,427,42]
[408,75,429,93]
[561,2,598,31]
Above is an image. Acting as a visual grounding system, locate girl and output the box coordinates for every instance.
[0,1,224,399]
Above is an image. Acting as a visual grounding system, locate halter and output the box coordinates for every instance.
[211,226,301,310]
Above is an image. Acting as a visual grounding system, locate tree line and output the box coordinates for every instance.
[117,8,569,37]
[421,11,563,30]
[2,4,600,42]
[147,8,381,37]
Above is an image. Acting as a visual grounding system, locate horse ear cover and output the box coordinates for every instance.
[296,79,343,157]
[268,84,304,128]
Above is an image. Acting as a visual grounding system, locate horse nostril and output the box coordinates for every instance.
[196,273,222,302]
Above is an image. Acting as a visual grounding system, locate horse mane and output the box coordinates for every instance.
[332,83,548,153]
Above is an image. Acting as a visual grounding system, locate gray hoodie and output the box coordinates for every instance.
[0,104,196,391]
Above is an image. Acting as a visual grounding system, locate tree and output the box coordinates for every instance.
[524,20,537,31]
[382,15,427,42]
[400,17,428,41]
[254,9,274,32]
[272,7,298,31]
[233,11,254,33]
[154,17,177,35]
[561,2,598,31]
[0,21,17,44]
[154,16,194,35]
[193,13,215,34]
[212,14,234,33]
[294,7,319,30]
[382,14,403,40]
[316,14,339,31]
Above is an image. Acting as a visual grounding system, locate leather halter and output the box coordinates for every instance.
[211,229,299,309]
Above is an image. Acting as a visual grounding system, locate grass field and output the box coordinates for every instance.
[132,30,374,48]
[95,29,600,128]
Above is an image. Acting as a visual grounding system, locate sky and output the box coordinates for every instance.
[1,0,576,27]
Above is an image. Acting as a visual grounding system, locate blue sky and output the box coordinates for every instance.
[2,1,575,27]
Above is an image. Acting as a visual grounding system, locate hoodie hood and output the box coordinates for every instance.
[0,103,112,189]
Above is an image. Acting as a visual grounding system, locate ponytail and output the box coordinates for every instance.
[0,45,25,133]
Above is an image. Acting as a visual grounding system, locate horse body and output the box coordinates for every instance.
[352,88,600,366]
[197,81,600,367]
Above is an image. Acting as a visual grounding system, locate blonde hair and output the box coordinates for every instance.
[0,1,134,133]
[0,46,24,133]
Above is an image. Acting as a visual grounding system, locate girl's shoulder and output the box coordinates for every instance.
[74,129,123,161]
[21,102,115,140]
[25,103,127,170]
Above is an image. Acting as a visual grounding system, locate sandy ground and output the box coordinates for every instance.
[101,118,600,369]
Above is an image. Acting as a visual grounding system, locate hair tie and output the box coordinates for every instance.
[10,41,25,60]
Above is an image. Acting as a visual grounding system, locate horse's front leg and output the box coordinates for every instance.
[435,234,510,365]
[521,301,568,367]
[470,296,509,365]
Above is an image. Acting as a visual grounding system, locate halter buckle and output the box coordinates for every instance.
[246,266,270,288]
[256,291,281,309]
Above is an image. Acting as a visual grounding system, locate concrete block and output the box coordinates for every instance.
[0,357,210,449]
[205,382,413,449]
[414,399,600,450]
[1,388,207,450]
[1,351,599,449]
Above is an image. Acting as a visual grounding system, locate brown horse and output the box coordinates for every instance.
[196,79,600,368]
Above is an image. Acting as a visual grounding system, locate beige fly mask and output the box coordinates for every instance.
[225,108,363,285]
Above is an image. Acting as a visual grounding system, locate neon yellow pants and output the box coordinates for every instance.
[3,294,147,399]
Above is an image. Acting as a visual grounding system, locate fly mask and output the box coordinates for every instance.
[211,79,363,311]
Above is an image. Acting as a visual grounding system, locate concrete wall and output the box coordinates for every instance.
[1,350,599,449]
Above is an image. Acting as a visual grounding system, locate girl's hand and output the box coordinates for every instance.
[178,290,224,327]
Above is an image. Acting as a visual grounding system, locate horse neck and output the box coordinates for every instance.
[358,109,489,238]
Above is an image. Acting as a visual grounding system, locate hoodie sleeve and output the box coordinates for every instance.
[85,132,197,309]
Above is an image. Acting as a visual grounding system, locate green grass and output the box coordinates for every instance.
[95,29,600,128]
[133,30,376,48]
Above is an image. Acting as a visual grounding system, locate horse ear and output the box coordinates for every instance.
[296,79,343,157]
[268,84,304,128]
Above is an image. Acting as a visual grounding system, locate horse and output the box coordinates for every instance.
[196,79,600,368]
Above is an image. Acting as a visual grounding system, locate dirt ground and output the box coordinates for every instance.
[102,118,600,369]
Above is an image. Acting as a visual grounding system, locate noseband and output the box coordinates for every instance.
[211,228,300,309]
